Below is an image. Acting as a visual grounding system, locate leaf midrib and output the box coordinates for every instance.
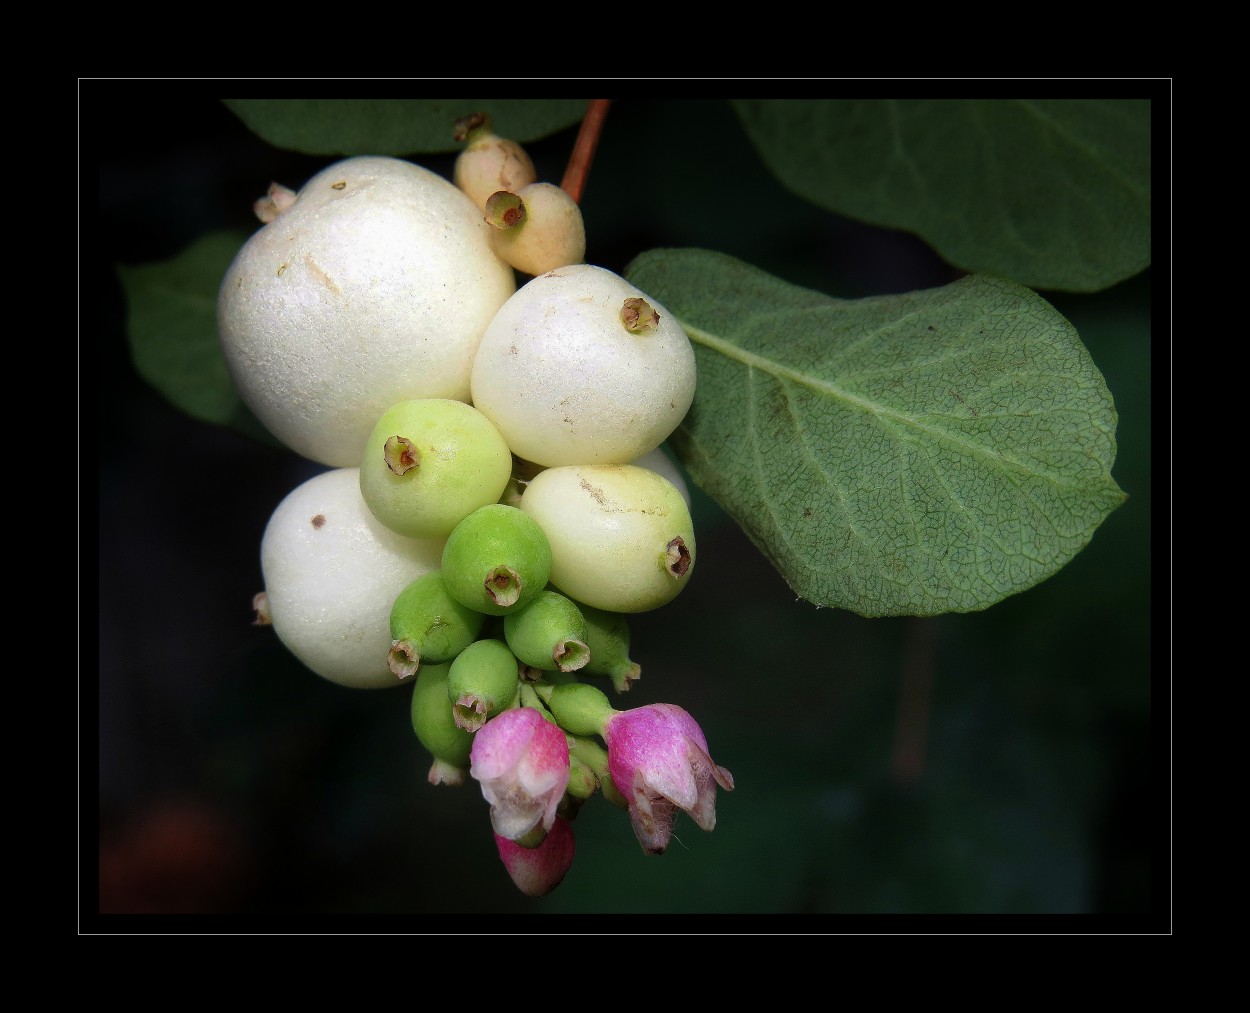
[683,321,1101,489]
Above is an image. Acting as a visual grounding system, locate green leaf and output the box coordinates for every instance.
[222,99,590,156]
[731,99,1151,293]
[119,230,257,430]
[626,249,1126,618]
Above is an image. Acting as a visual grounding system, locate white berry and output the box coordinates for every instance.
[260,467,444,689]
[218,156,516,467]
[470,264,696,467]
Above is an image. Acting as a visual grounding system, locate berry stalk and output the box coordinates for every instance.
[560,99,611,204]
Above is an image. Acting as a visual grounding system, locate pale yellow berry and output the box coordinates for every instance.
[453,116,538,211]
[486,183,586,276]
[520,464,696,613]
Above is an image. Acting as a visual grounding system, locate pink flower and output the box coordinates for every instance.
[470,706,570,842]
[494,816,576,897]
[603,703,734,855]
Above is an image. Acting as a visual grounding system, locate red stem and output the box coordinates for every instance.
[560,100,612,204]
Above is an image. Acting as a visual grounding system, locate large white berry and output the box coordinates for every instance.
[218,156,516,467]
[470,264,696,467]
[260,467,444,689]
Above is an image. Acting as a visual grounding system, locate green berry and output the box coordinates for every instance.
[441,504,553,616]
[411,661,475,784]
[504,590,590,673]
[548,682,615,737]
[447,638,521,731]
[578,603,642,693]
[388,571,486,679]
[359,398,512,540]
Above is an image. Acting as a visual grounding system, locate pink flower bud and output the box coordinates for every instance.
[493,816,576,897]
[603,703,734,855]
[470,706,570,841]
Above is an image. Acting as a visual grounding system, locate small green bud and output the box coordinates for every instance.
[568,735,627,809]
[447,638,522,732]
[388,571,486,678]
[504,590,590,673]
[577,603,641,693]
[548,682,615,737]
[411,662,475,783]
[442,504,553,616]
[564,746,600,801]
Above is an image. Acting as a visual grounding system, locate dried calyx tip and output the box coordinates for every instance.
[453,694,489,732]
[388,640,420,680]
[253,182,297,224]
[384,435,420,476]
[554,639,591,673]
[453,111,491,142]
[486,565,522,608]
[621,297,660,334]
[665,536,691,578]
[485,191,526,231]
[252,591,272,626]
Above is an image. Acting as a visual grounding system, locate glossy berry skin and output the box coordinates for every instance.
[441,504,553,616]
[218,156,515,467]
[359,399,512,540]
[520,464,696,613]
[470,264,696,467]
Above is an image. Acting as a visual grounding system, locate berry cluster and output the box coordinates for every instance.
[224,114,733,897]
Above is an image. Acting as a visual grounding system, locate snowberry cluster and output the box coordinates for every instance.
[222,114,733,897]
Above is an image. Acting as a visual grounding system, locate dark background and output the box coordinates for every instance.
[89,91,1164,929]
